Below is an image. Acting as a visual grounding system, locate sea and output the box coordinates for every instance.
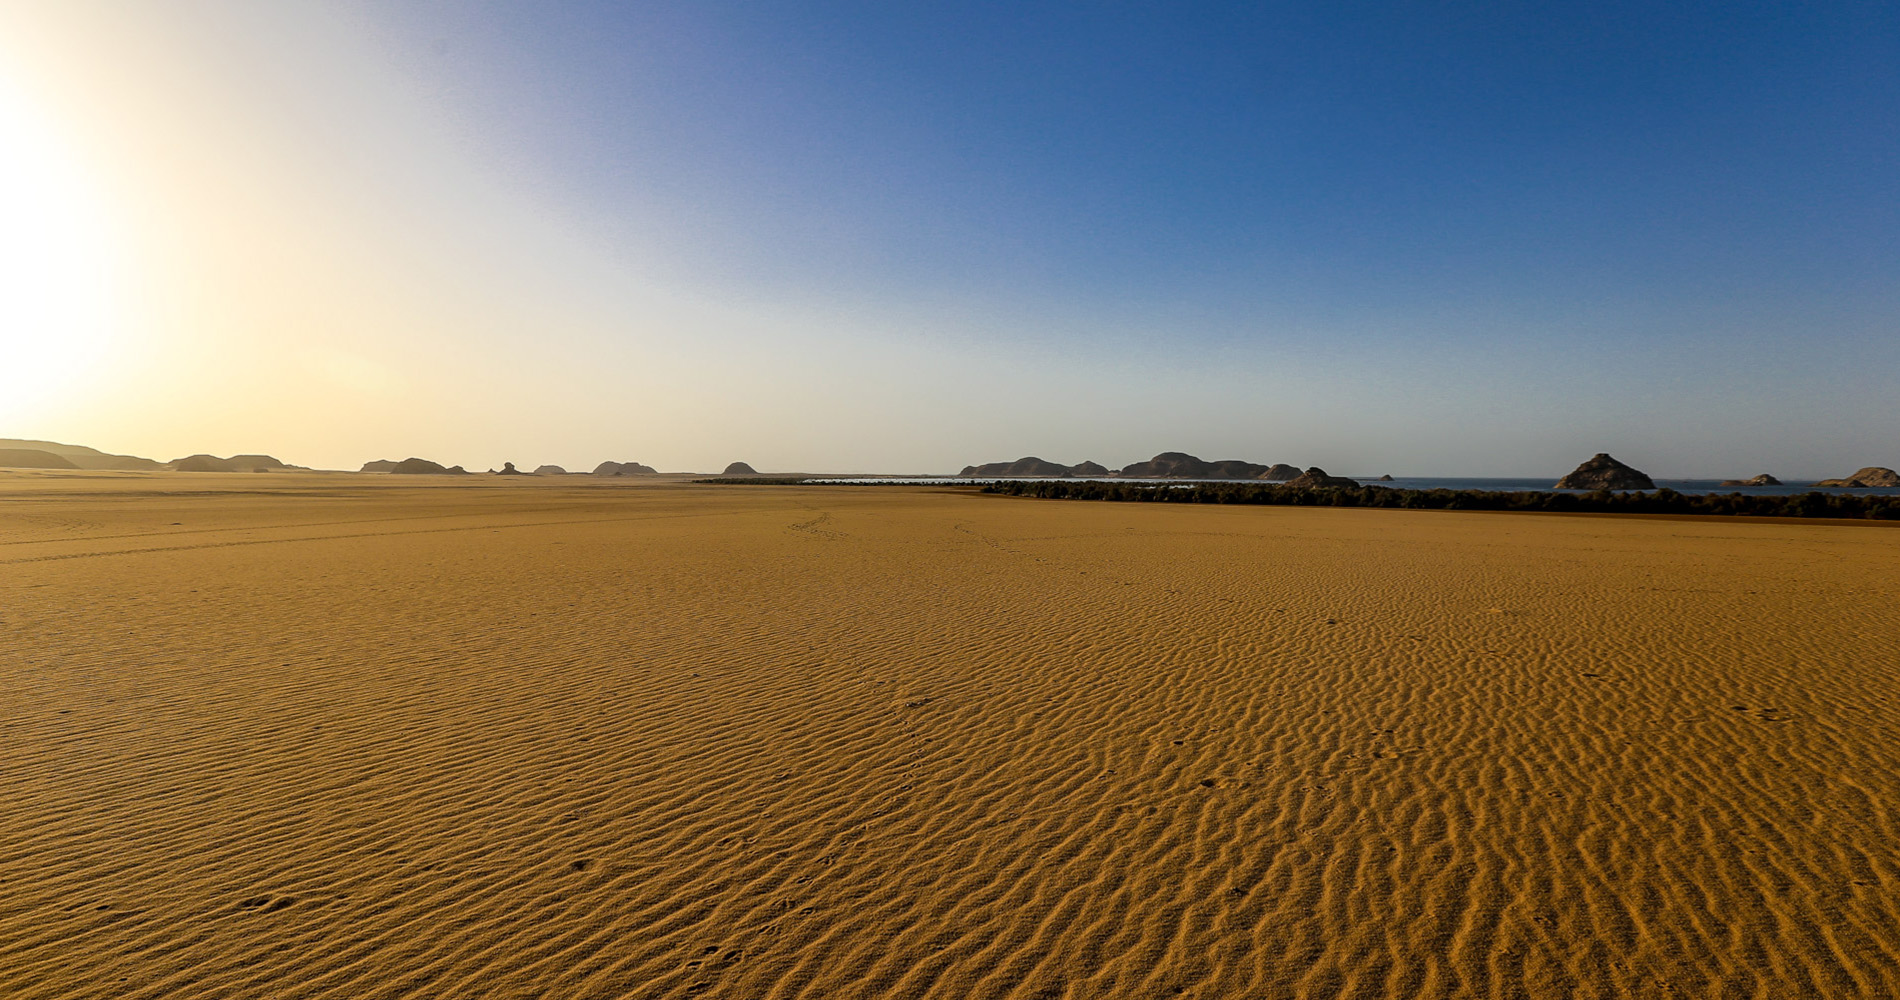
[808,476,1900,497]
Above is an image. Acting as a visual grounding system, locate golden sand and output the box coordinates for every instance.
[3,472,1898,998]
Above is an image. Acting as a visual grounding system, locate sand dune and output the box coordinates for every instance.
[3,474,1898,998]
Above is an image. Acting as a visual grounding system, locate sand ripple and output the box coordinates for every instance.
[2,478,1898,998]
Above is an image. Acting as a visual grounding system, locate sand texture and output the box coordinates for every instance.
[4,473,1899,998]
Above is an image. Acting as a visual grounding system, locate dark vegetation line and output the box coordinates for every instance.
[976,480,1900,520]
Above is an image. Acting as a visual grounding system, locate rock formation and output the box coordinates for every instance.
[1814,467,1900,488]
[1117,452,1279,479]
[1257,463,1303,481]
[1718,474,1782,487]
[1555,454,1655,490]
[388,457,469,475]
[533,465,567,475]
[722,462,760,476]
[170,454,291,473]
[958,457,1076,477]
[360,460,400,473]
[1284,467,1361,488]
[593,461,659,476]
[0,448,79,469]
[496,462,525,475]
[1069,461,1109,477]
[1376,474,1396,482]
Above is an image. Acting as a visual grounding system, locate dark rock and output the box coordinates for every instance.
[1376,474,1395,482]
[1257,463,1303,481]
[722,462,759,476]
[0,448,79,469]
[172,454,289,473]
[593,461,659,476]
[1718,474,1782,487]
[389,457,464,475]
[496,462,525,475]
[958,457,1075,477]
[1814,467,1900,488]
[1284,467,1360,488]
[1069,461,1109,477]
[1118,452,1276,479]
[1555,453,1655,490]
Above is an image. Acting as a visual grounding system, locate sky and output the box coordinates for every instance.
[0,0,1895,476]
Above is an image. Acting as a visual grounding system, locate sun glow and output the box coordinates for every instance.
[0,73,124,424]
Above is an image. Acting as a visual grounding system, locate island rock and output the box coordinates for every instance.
[958,457,1075,477]
[1718,474,1782,487]
[1555,453,1655,490]
[1814,467,1900,488]
[1284,467,1361,488]
[1257,463,1303,481]
[1118,452,1277,479]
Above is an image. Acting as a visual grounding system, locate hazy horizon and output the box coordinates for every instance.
[2,2,1895,479]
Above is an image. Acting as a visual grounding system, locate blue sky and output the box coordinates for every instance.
[3,1,1896,474]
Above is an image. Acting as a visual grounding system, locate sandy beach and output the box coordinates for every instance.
[3,472,1897,999]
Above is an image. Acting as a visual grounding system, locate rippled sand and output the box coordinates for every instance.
[3,472,1898,999]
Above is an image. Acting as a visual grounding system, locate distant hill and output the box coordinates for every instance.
[594,461,658,476]
[170,454,296,473]
[1262,464,1303,481]
[360,459,400,472]
[1117,452,1276,479]
[722,461,759,475]
[1816,466,1900,488]
[0,448,79,469]
[958,457,1079,477]
[0,438,162,470]
[391,457,469,475]
[958,452,1299,479]
[533,465,567,475]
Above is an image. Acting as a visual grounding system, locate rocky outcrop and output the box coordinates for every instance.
[0,448,79,469]
[171,454,291,473]
[1555,453,1655,490]
[1069,461,1109,477]
[496,462,526,475]
[360,459,399,473]
[388,457,469,475]
[958,457,1076,477]
[533,465,567,475]
[1284,467,1361,489]
[593,461,659,476]
[1375,474,1396,482]
[722,462,760,476]
[1719,474,1782,487]
[1257,463,1303,481]
[1117,452,1278,479]
[1815,467,1900,488]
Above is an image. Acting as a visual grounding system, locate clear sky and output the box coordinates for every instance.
[1,1,1895,476]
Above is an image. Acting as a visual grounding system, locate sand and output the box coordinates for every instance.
[3,472,1898,999]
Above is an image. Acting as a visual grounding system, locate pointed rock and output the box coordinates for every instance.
[1555,453,1654,490]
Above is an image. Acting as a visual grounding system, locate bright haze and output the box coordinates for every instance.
[1,2,1894,477]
